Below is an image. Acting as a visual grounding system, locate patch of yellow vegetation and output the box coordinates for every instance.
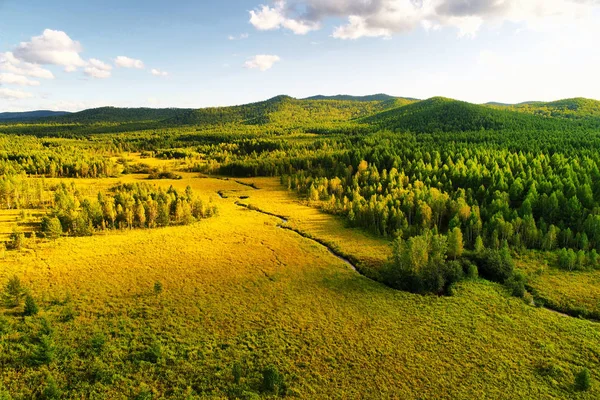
[1,176,599,398]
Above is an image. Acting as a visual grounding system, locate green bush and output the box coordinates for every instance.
[30,335,55,366]
[89,331,106,355]
[2,276,24,308]
[7,230,24,251]
[23,294,39,316]
[232,362,242,384]
[473,248,514,283]
[41,216,63,240]
[40,375,61,400]
[505,271,526,298]
[262,364,284,394]
[575,368,591,391]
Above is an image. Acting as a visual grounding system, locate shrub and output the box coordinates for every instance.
[232,362,242,384]
[31,335,55,366]
[153,281,163,295]
[7,230,24,251]
[41,216,63,240]
[505,271,526,298]
[462,259,478,279]
[0,383,11,400]
[575,368,591,391]
[41,375,61,400]
[24,294,39,316]
[89,331,106,355]
[139,340,162,364]
[473,248,514,283]
[262,364,284,394]
[2,275,24,308]
[59,304,76,322]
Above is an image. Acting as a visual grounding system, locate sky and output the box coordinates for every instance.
[0,0,599,112]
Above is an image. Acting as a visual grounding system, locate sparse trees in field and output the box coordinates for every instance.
[42,183,217,237]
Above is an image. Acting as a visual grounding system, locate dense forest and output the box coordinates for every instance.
[3,94,600,291]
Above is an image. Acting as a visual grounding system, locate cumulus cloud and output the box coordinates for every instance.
[0,72,40,86]
[13,29,86,70]
[250,1,320,34]
[151,68,169,77]
[84,58,112,79]
[249,0,600,39]
[115,56,145,69]
[0,88,34,99]
[0,52,54,79]
[244,54,281,71]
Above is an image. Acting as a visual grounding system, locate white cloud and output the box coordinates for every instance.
[250,1,320,34]
[228,33,250,40]
[244,54,281,71]
[249,0,600,39]
[151,68,169,77]
[0,88,34,99]
[84,58,112,79]
[0,52,54,79]
[0,72,40,86]
[13,29,86,71]
[115,56,145,69]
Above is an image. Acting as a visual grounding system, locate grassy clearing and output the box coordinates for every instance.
[517,252,600,319]
[1,176,599,398]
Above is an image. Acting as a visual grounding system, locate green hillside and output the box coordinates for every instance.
[304,94,418,102]
[48,106,192,123]
[364,96,586,133]
[169,95,404,127]
[487,98,600,119]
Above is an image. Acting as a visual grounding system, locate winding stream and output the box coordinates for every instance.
[222,190,600,324]
[234,201,358,272]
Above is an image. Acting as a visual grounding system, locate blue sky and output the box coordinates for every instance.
[0,0,599,111]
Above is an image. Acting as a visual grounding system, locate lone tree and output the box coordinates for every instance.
[24,294,39,316]
[3,275,24,308]
[41,216,63,240]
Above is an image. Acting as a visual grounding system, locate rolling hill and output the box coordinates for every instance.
[363,97,584,133]
[167,95,406,127]
[486,98,600,119]
[303,94,418,102]
[47,106,192,124]
[0,110,70,121]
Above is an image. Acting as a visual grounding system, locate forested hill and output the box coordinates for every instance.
[47,107,192,123]
[165,95,405,126]
[487,98,600,119]
[303,94,417,102]
[364,97,600,133]
[3,95,600,134]
[0,110,70,121]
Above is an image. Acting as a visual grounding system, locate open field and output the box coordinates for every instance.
[2,175,600,398]
[517,252,600,319]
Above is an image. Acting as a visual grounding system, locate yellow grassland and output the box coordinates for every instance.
[0,174,599,398]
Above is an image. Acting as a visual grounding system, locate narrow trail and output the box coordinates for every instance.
[234,201,358,273]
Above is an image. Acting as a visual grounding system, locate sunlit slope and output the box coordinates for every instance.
[489,98,600,119]
[363,97,584,133]
[2,175,599,398]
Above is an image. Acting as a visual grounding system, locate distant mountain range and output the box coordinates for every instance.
[2,96,600,131]
[0,110,70,121]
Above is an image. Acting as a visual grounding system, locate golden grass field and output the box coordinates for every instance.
[2,172,600,398]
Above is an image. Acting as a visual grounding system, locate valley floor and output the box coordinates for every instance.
[1,175,599,399]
